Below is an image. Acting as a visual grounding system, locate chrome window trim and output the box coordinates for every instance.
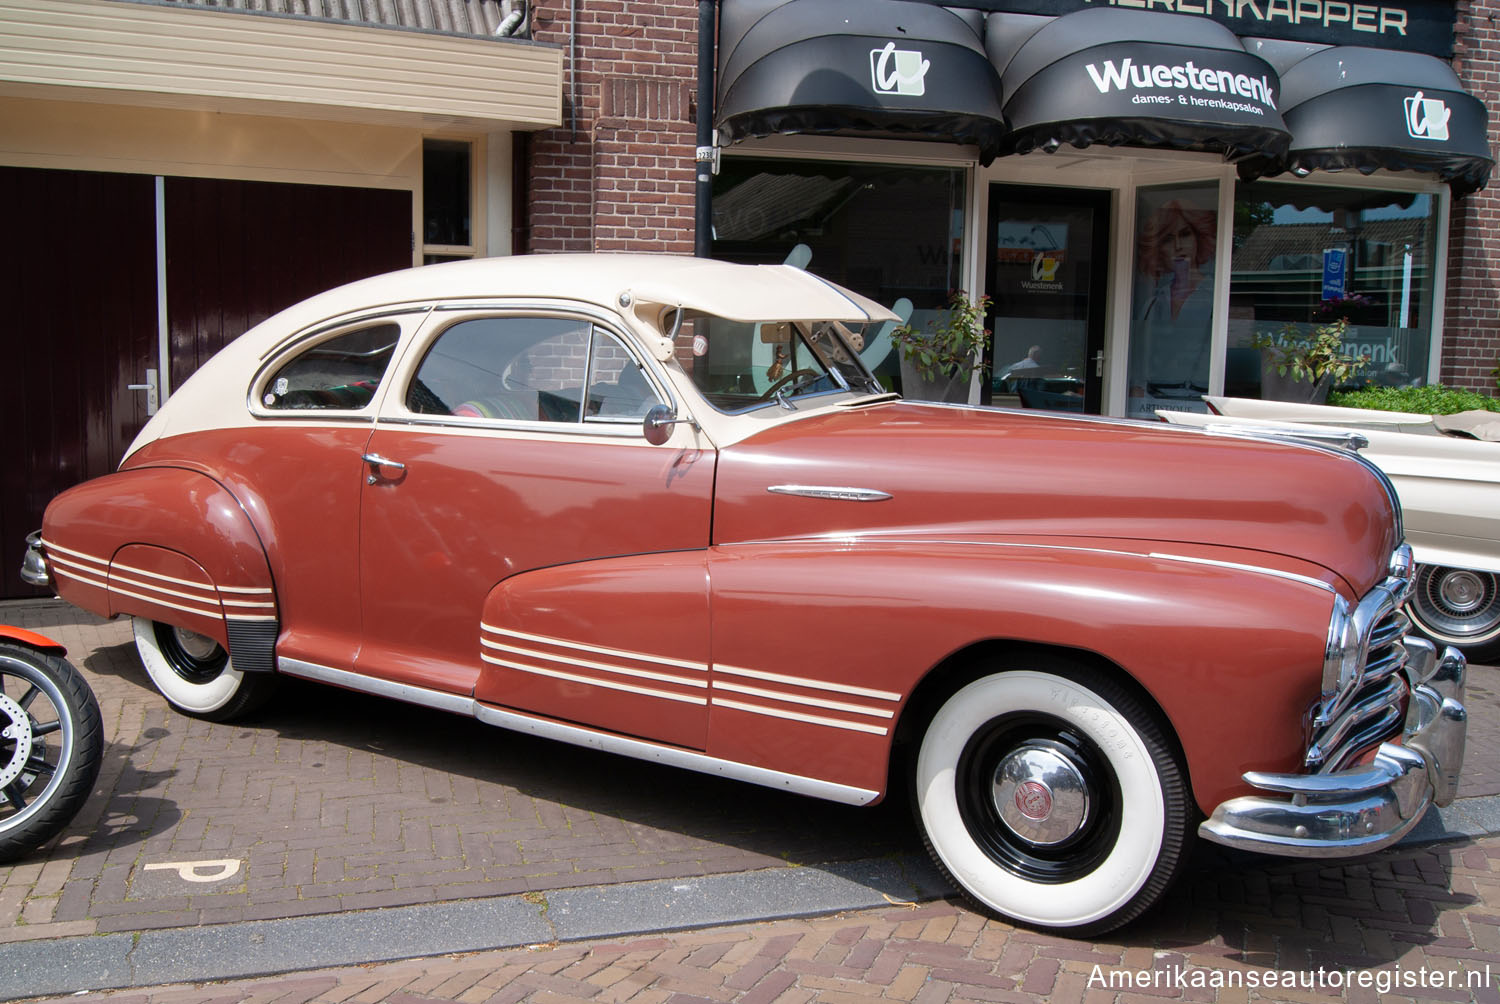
[247,313,425,420]
[385,307,679,437]
[277,657,879,806]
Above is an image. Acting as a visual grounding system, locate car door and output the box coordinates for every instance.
[355,308,716,748]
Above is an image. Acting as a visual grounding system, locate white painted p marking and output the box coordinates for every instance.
[142,859,242,883]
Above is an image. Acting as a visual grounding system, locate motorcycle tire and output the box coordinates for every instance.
[0,642,104,861]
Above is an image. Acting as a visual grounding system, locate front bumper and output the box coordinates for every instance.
[1199,640,1467,857]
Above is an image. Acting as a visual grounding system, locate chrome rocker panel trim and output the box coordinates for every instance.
[1199,642,1467,857]
[278,657,880,807]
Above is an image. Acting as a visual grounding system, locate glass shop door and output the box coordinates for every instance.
[983,185,1110,414]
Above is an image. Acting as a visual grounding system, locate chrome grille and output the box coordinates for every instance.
[1308,598,1411,772]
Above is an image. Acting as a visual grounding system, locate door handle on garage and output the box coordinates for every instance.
[361,453,406,483]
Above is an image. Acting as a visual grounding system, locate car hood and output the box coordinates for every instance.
[713,402,1399,595]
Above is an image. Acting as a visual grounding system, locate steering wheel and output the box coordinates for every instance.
[759,369,820,400]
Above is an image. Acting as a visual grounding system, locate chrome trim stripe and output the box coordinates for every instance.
[278,656,879,806]
[481,638,708,689]
[766,485,892,502]
[49,566,108,592]
[712,680,894,719]
[480,623,708,672]
[1146,553,1337,594]
[44,539,275,600]
[721,535,1339,596]
[39,539,102,561]
[713,698,889,736]
[480,653,709,706]
[471,704,880,806]
[278,658,477,716]
[108,562,215,591]
[104,571,218,605]
[714,664,902,702]
[225,615,279,623]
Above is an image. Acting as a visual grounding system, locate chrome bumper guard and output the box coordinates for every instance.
[1200,639,1467,857]
[19,531,51,588]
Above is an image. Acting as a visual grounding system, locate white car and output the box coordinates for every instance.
[1160,396,1500,663]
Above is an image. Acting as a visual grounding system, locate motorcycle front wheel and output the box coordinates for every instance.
[0,642,103,861]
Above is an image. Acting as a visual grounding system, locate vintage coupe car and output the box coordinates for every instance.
[21,255,1467,934]
[1160,397,1500,665]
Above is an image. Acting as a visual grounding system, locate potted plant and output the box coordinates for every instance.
[1251,318,1370,404]
[892,290,992,403]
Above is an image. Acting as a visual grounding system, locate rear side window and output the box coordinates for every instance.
[407,317,661,425]
[261,323,400,411]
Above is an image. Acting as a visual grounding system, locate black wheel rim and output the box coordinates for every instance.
[955,712,1122,884]
[155,624,228,685]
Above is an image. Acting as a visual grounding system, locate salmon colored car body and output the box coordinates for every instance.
[23,254,1467,933]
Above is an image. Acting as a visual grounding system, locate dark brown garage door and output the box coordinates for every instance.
[2,169,411,598]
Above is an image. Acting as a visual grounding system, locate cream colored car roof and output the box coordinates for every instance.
[251,254,898,339]
[127,254,901,457]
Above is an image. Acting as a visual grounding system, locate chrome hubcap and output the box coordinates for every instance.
[1439,570,1486,614]
[172,627,221,663]
[991,745,1090,846]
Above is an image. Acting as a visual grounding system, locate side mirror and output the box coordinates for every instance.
[643,404,692,446]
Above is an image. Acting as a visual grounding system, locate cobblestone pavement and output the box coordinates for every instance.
[19,835,1500,1004]
[0,602,913,941]
[3,600,1500,1003]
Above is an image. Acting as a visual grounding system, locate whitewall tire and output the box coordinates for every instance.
[132,617,275,722]
[914,662,1189,935]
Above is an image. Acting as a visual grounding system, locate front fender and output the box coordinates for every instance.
[704,537,1337,814]
[40,467,278,672]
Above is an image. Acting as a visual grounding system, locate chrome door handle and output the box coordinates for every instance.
[361,453,406,484]
[1093,350,1105,378]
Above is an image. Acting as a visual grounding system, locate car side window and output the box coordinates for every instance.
[261,323,400,411]
[407,317,661,425]
[585,330,662,422]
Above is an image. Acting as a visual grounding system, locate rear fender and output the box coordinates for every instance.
[41,468,279,673]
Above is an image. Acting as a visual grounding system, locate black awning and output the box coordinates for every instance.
[991,8,1289,162]
[715,0,1007,164]
[1239,47,1493,196]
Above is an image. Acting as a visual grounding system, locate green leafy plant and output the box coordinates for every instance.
[891,290,992,383]
[1251,318,1370,386]
[1328,384,1500,415]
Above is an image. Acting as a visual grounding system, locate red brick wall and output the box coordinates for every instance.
[1447,0,1500,394]
[526,0,700,254]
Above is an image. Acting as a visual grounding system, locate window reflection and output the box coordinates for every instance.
[1230,183,1437,399]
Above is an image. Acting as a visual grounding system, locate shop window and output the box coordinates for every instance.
[423,138,474,264]
[1126,182,1219,419]
[711,158,966,393]
[1229,183,1438,399]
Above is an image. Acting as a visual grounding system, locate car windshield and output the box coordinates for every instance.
[672,312,884,412]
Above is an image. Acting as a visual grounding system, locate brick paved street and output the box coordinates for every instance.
[17,835,1500,1004]
[0,602,912,941]
[3,599,1499,1003]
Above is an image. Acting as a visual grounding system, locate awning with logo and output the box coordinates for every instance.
[1239,47,1493,195]
[715,0,1007,164]
[988,8,1290,161]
